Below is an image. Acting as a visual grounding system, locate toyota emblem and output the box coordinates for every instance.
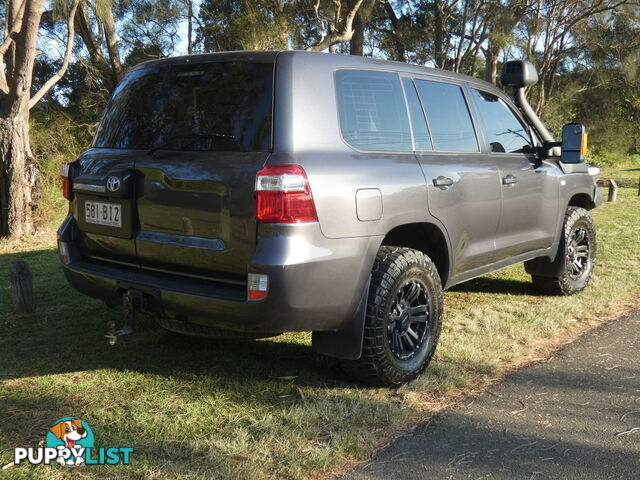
[106,176,121,192]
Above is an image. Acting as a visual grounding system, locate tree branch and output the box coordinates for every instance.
[305,0,365,52]
[29,0,81,109]
[0,0,26,56]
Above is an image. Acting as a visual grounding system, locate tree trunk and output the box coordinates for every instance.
[1,0,75,238]
[382,0,406,62]
[274,0,289,50]
[102,6,124,85]
[350,11,365,55]
[187,0,193,54]
[484,48,498,84]
[434,0,445,68]
[0,115,37,237]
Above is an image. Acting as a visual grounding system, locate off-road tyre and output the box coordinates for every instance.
[342,247,444,387]
[531,207,596,296]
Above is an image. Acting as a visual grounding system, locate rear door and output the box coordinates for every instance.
[134,151,269,283]
[408,78,502,280]
[72,150,138,266]
[468,88,559,259]
[85,57,275,283]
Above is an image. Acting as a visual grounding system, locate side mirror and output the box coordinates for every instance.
[561,123,588,163]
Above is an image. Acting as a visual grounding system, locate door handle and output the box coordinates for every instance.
[433,176,454,188]
[502,174,519,185]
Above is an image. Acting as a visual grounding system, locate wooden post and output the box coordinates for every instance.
[9,259,33,314]
[608,179,618,203]
[637,175,639,196]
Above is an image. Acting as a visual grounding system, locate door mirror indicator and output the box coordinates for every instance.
[561,123,588,164]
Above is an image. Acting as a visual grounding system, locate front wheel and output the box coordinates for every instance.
[530,206,596,295]
[342,247,443,387]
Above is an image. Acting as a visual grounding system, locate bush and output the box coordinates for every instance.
[30,108,94,228]
[588,151,630,168]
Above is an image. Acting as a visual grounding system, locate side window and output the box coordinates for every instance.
[402,78,432,151]
[414,80,478,152]
[335,70,412,152]
[470,89,532,153]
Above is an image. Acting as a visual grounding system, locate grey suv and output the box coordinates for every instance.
[58,51,601,386]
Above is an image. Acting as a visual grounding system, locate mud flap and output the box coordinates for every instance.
[524,242,563,278]
[311,275,370,360]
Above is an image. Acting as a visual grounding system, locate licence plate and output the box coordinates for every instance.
[84,201,122,228]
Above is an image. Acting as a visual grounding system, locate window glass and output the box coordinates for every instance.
[93,61,273,152]
[470,89,532,153]
[414,80,478,152]
[335,70,412,152]
[402,78,432,151]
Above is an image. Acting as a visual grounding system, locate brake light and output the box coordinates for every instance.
[247,273,268,301]
[58,240,71,265]
[61,160,79,201]
[255,164,318,223]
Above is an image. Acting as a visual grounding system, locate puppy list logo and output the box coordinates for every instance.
[13,417,133,467]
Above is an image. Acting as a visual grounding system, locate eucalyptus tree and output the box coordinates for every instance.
[197,0,291,51]
[73,0,123,92]
[574,6,640,152]
[0,0,80,237]
[517,0,633,113]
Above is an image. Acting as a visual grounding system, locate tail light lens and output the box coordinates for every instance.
[61,160,79,201]
[255,164,318,223]
[247,273,268,301]
[58,240,71,265]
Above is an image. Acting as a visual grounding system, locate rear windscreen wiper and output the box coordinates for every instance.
[147,133,236,157]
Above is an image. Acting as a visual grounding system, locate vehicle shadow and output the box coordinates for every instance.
[0,247,542,388]
[449,276,537,296]
[0,246,346,388]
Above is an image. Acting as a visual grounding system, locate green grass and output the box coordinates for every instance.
[0,186,639,479]
[598,154,640,187]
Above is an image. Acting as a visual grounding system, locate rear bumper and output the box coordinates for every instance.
[59,217,380,334]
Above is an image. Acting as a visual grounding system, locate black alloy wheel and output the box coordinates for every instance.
[342,246,444,387]
[387,280,430,361]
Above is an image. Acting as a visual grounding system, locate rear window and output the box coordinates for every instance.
[93,61,273,152]
[335,70,412,152]
[414,80,478,152]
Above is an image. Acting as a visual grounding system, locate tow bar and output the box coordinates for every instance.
[104,290,144,345]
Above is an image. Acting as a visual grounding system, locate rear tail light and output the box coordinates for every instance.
[61,160,79,201]
[58,240,70,265]
[248,273,268,301]
[255,164,318,223]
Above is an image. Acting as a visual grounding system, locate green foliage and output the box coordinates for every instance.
[568,8,640,156]
[30,108,93,228]
[119,0,185,56]
[197,0,291,51]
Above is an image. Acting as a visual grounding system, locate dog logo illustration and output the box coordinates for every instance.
[14,416,132,467]
[46,417,94,466]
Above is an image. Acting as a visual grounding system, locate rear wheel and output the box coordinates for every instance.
[530,206,596,295]
[342,247,443,387]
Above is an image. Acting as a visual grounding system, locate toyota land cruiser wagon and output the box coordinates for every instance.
[58,51,601,386]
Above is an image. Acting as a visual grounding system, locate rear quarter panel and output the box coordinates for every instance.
[272,52,445,241]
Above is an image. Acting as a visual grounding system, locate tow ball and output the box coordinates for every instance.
[104,290,144,345]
